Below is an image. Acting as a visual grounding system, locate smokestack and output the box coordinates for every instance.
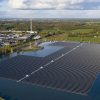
[30,19,32,32]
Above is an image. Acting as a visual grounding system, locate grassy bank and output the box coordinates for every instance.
[0,46,12,55]
[21,46,43,52]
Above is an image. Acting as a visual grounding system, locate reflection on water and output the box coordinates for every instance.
[0,78,90,100]
[0,53,17,62]
[0,42,64,61]
[21,42,64,57]
[88,73,100,99]
[21,46,63,57]
[0,42,99,100]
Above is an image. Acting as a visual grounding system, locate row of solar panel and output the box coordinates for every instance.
[23,43,100,94]
[0,42,79,80]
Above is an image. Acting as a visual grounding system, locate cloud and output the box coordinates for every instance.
[8,0,27,9]
[8,0,100,10]
[0,10,100,18]
[0,0,100,18]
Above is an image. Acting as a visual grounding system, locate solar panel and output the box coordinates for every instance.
[23,43,100,94]
[0,55,47,80]
[0,42,100,95]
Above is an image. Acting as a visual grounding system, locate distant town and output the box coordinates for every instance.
[0,18,100,55]
[0,20,42,55]
[0,31,39,46]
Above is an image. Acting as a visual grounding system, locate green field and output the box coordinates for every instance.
[71,29,93,33]
[1,19,100,44]
[43,33,100,43]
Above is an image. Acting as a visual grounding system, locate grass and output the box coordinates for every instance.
[71,29,93,33]
[44,33,100,43]
[0,46,12,54]
[40,27,100,43]
[21,46,43,52]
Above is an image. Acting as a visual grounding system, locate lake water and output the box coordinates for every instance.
[21,46,63,57]
[0,78,91,100]
[0,42,99,100]
[0,42,64,61]
[21,42,64,57]
[88,73,100,99]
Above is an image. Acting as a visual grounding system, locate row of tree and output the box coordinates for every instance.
[0,20,100,32]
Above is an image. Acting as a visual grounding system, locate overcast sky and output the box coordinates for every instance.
[0,0,100,18]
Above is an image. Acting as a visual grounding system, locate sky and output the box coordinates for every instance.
[0,0,100,18]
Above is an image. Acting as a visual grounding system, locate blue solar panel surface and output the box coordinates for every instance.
[0,42,100,95]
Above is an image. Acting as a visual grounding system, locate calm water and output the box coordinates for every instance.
[21,42,64,57]
[88,73,100,99]
[0,42,63,61]
[0,42,99,100]
[21,46,63,57]
[0,78,92,100]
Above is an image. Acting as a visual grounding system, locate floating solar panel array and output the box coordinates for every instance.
[45,42,80,61]
[0,55,48,80]
[0,42,100,95]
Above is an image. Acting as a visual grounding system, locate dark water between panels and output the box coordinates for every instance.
[0,42,100,100]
